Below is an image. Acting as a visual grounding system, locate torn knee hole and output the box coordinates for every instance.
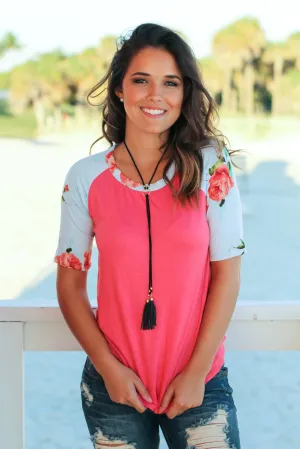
[95,443,135,449]
[81,381,94,405]
[93,430,136,449]
[97,444,126,447]
[186,409,231,449]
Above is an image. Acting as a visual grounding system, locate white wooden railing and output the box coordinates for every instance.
[1,299,300,449]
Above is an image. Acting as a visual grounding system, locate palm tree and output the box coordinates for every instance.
[213,26,242,113]
[213,17,265,115]
[287,32,300,70]
[198,56,224,103]
[9,50,69,132]
[0,32,22,58]
[60,48,102,126]
[96,35,117,70]
[277,70,300,114]
[262,41,290,115]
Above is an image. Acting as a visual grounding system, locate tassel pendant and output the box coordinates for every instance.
[141,292,156,330]
[123,140,171,332]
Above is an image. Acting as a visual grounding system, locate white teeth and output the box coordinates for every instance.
[142,108,165,115]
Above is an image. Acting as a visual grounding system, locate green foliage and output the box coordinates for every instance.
[0,98,10,115]
[279,70,300,94]
[0,110,37,138]
[1,18,300,139]
[213,16,265,55]
[60,102,75,117]
[0,72,10,89]
[0,32,22,57]
[288,32,300,42]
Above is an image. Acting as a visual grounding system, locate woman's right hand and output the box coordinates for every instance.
[96,358,153,413]
[55,267,151,413]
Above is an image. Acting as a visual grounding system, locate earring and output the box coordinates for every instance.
[120,98,124,102]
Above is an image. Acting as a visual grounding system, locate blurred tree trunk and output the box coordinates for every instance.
[272,56,283,115]
[222,67,232,112]
[244,62,255,115]
[33,98,46,134]
[53,105,62,132]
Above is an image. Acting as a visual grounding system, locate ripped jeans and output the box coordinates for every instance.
[80,356,241,449]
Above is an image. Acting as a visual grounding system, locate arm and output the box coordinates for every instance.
[56,266,152,412]
[54,161,151,412]
[54,162,114,373]
[159,145,246,418]
[184,255,241,377]
[56,265,117,376]
[185,146,245,375]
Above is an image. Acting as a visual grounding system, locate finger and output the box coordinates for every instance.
[159,386,175,413]
[166,403,181,420]
[133,378,152,403]
[130,396,147,413]
[128,385,147,414]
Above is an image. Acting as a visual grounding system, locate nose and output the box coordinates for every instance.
[146,83,163,103]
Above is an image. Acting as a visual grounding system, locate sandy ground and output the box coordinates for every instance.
[1,119,300,448]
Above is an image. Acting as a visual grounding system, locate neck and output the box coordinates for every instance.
[122,122,170,167]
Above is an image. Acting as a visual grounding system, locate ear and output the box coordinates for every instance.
[115,88,123,100]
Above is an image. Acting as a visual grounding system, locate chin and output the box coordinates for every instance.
[138,122,171,135]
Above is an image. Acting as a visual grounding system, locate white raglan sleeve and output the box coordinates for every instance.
[54,162,94,271]
[204,146,246,261]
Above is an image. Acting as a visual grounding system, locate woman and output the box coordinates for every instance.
[54,23,246,449]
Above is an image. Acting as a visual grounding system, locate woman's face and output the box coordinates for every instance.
[118,46,184,136]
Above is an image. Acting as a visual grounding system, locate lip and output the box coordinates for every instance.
[140,107,167,118]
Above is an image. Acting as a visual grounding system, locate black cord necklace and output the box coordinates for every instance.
[123,140,171,330]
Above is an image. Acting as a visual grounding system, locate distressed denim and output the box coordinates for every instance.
[80,356,241,449]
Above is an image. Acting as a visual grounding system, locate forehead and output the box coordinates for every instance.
[126,47,181,76]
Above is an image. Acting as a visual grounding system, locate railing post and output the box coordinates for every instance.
[0,322,24,449]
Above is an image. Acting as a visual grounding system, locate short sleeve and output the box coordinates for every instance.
[205,146,246,261]
[54,162,94,271]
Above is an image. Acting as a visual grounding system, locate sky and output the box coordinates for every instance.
[0,0,299,72]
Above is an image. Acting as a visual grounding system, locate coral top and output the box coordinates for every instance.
[54,142,246,414]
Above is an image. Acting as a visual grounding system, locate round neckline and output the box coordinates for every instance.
[105,143,176,192]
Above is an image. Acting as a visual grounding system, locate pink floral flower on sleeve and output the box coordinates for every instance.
[208,163,234,206]
[84,251,92,270]
[55,248,82,270]
[105,151,117,172]
[61,184,69,202]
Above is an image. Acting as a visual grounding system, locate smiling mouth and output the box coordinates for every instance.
[140,107,167,117]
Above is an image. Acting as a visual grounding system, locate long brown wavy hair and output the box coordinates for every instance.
[87,23,236,207]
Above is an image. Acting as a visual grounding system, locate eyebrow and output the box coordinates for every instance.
[130,71,182,81]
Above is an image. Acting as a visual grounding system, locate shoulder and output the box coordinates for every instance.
[64,145,114,191]
[200,140,235,198]
[200,140,229,171]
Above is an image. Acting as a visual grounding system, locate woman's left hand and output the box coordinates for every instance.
[159,368,206,419]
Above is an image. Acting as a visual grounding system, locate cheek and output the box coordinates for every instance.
[169,90,184,111]
[169,100,183,122]
[124,84,144,105]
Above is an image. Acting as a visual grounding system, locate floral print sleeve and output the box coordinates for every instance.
[54,162,94,271]
[204,145,246,261]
